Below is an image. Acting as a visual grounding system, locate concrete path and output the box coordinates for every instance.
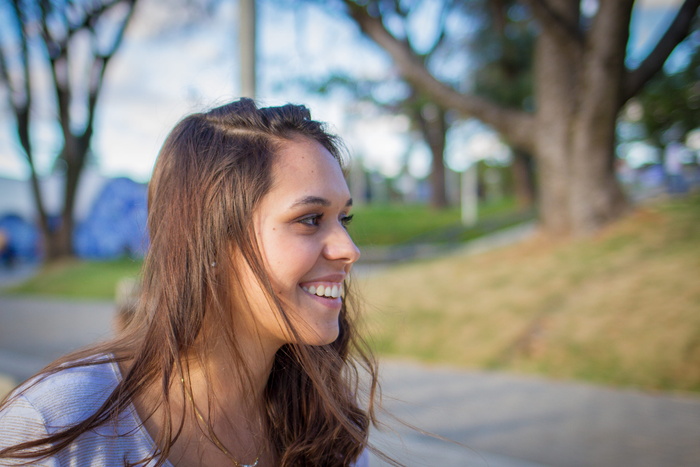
[1,296,699,467]
[0,262,38,289]
[372,361,700,467]
[0,296,116,380]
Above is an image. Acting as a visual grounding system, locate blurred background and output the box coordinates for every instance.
[1,0,699,466]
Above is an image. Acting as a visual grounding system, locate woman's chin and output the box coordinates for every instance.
[300,323,340,347]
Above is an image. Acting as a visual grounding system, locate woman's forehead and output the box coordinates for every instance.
[266,138,349,203]
[273,138,341,178]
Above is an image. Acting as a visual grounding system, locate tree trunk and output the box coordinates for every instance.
[416,104,449,209]
[533,0,631,236]
[567,1,632,234]
[511,149,536,209]
[532,0,579,234]
[429,140,448,209]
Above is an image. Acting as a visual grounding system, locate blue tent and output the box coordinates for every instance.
[0,213,40,261]
[74,178,149,259]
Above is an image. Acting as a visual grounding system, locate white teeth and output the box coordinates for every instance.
[303,283,343,299]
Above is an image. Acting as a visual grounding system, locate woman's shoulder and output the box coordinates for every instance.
[2,354,120,428]
[0,355,169,466]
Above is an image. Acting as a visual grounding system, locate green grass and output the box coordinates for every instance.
[350,197,531,246]
[359,193,700,393]
[4,257,142,300]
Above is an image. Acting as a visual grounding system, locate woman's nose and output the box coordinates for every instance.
[323,224,361,265]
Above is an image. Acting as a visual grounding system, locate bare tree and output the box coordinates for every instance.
[0,0,137,261]
[341,0,700,236]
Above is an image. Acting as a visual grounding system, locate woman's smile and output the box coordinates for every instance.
[301,283,343,299]
[299,276,345,311]
[300,272,346,303]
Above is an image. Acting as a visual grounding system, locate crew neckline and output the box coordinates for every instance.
[107,358,177,467]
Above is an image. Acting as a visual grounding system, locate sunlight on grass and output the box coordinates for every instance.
[4,258,142,300]
[350,197,528,246]
[0,374,15,399]
[358,194,700,392]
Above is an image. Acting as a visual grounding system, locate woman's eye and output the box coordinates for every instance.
[299,214,322,227]
[340,214,354,228]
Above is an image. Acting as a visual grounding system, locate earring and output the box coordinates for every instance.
[211,261,217,267]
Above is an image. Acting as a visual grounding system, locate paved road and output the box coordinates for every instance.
[1,296,699,467]
[373,361,700,467]
[0,296,116,380]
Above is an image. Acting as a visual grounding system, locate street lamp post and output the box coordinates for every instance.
[239,0,256,99]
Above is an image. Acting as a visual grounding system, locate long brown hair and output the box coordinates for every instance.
[0,99,381,466]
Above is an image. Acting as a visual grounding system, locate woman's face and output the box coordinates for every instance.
[235,136,360,350]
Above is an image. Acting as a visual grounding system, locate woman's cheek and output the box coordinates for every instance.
[270,237,315,276]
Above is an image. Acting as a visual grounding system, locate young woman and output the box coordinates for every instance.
[0,99,379,466]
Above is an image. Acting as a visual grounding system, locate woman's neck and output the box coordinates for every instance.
[123,334,280,465]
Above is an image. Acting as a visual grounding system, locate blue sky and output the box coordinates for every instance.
[0,0,692,182]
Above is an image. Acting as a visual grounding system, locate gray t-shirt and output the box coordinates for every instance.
[0,357,369,466]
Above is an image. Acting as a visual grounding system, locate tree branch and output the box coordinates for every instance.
[0,23,17,114]
[67,0,126,37]
[623,0,700,101]
[39,0,66,60]
[80,0,136,147]
[343,1,536,153]
[423,0,451,57]
[99,0,137,57]
[7,0,49,234]
[7,0,33,159]
[521,0,584,46]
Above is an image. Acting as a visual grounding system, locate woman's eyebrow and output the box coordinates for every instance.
[291,196,353,208]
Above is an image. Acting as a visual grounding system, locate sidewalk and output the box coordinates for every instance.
[0,261,38,289]
[1,296,699,466]
[357,222,537,266]
[353,222,537,278]
[370,360,700,467]
[0,296,115,381]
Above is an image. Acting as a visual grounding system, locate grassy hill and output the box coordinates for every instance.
[357,193,700,393]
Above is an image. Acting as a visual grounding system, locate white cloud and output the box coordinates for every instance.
[347,115,411,178]
[636,0,683,6]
